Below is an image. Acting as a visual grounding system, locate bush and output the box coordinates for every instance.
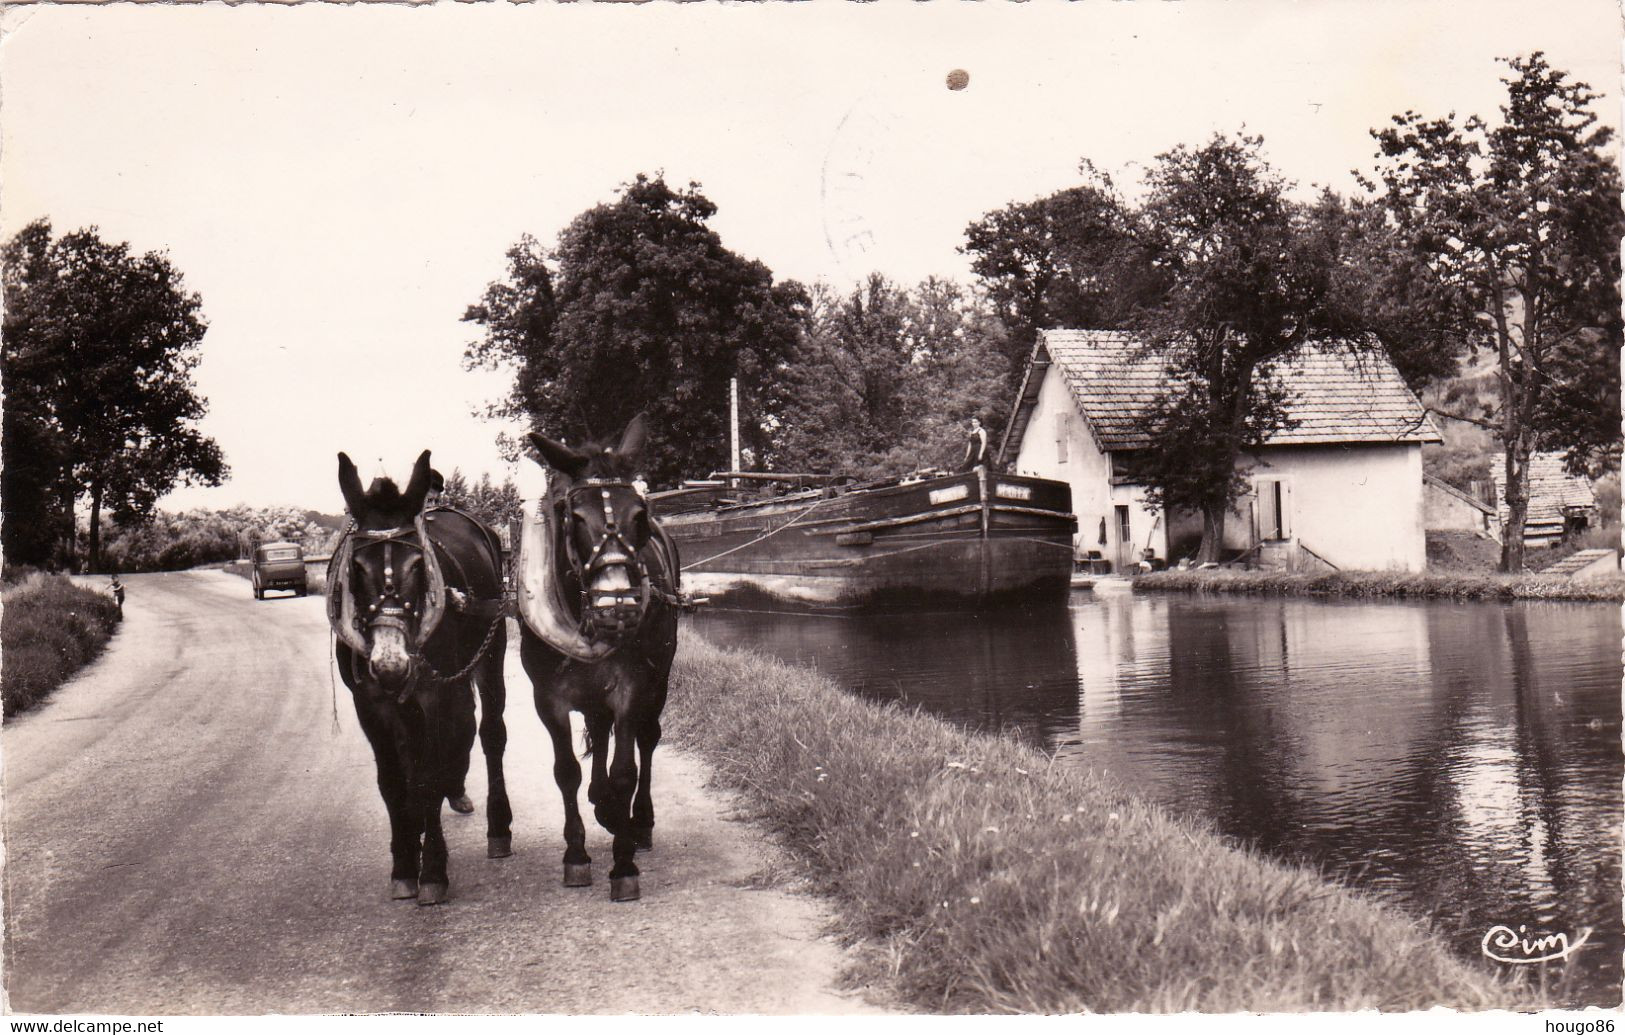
[2,577,121,715]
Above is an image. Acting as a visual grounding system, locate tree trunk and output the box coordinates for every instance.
[1196,499,1227,564]
[1500,436,1531,573]
[1194,372,1251,565]
[1492,277,1531,574]
[88,481,104,574]
[59,483,78,572]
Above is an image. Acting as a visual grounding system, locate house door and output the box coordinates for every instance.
[1115,505,1133,572]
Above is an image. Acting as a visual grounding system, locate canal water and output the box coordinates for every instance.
[686,591,1623,1005]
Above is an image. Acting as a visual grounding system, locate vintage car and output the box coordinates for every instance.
[252,541,308,599]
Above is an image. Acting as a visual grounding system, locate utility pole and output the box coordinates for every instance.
[729,376,741,486]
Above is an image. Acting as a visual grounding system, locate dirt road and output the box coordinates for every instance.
[3,570,877,1015]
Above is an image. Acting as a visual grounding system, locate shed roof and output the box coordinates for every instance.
[1004,329,1441,459]
[1491,451,1597,528]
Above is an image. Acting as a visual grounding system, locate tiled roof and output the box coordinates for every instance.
[1039,329,1442,450]
[1490,451,1597,528]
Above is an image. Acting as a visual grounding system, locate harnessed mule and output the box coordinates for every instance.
[516,416,681,902]
[330,450,513,906]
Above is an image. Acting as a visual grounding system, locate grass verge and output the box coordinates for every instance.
[1136,568,1624,602]
[2,575,122,716]
[662,636,1539,1013]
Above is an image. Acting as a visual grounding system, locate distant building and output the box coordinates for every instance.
[1490,451,1597,547]
[999,329,1441,572]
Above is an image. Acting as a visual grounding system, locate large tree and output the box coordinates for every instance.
[2,219,226,571]
[460,233,558,432]
[961,176,1149,391]
[1114,134,1368,563]
[1363,53,1623,571]
[463,175,806,486]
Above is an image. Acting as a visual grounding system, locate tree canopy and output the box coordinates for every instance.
[966,136,1371,562]
[437,469,522,532]
[2,219,226,571]
[1362,52,1623,570]
[762,275,1008,481]
[961,175,1149,391]
[463,175,806,486]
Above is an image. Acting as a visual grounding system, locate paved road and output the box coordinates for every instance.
[3,570,875,1015]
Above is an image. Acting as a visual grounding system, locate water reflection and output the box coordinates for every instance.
[689,603,1081,745]
[687,593,1622,1006]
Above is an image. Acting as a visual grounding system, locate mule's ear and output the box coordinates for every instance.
[337,452,366,517]
[616,413,648,462]
[400,450,433,513]
[527,432,587,478]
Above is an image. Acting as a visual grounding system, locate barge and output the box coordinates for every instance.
[652,468,1077,611]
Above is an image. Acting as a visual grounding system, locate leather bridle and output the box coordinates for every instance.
[558,479,653,639]
[348,523,430,648]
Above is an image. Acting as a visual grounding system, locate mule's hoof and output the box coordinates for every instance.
[487,835,513,859]
[417,882,449,906]
[634,828,654,852]
[563,863,592,887]
[448,794,474,815]
[610,875,640,902]
[390,878,419,900]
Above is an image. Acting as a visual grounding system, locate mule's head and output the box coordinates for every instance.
[338,449,434,691]
[528,415,656,640]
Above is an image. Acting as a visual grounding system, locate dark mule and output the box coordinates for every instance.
[330,450,513,905]
[516,416,680,902]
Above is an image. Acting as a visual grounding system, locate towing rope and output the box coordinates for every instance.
[679,493,840,572]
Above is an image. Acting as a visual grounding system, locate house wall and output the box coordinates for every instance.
[1166,444,1428,571]
[1424,480,1496,538]
[1011,365,1167,569]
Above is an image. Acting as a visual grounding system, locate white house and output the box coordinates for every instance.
[998,329,1442,572]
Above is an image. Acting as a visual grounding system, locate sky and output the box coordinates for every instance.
[2,0,1619,514]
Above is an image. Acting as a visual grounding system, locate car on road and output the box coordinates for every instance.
[252,542,308,599]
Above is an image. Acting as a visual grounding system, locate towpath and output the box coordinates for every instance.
[3,569,876,1015]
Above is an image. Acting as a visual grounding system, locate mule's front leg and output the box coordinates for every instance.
[538,698,591,886]
[632,715,661,852]
[352,690,421,900]
[410,696,451,906]
[476,640,513,859]
[602,713,642,902]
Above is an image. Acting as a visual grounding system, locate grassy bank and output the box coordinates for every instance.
[664,637,1537,1013]
[2,575,122,716]
[1136,568,1625,602]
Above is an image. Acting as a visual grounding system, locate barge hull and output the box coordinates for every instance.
[658,470,1075,611]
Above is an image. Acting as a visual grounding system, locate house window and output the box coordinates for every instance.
[1256,477,1292,541]
[1116,505,1132,546]
[1055,412,1070,463]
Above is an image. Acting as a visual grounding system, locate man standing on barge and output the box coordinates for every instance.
[961,416,988,471]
